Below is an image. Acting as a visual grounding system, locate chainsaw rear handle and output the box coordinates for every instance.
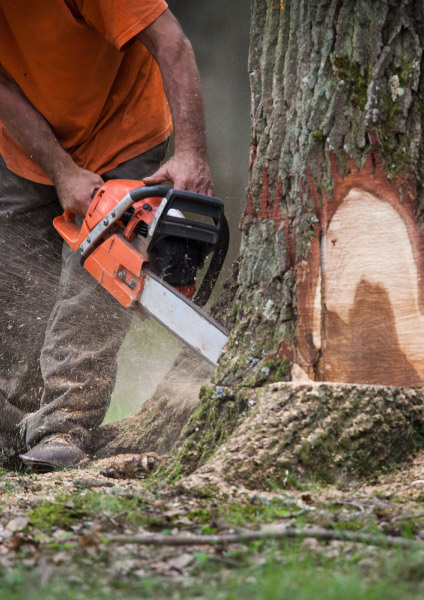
[53,209,80,250]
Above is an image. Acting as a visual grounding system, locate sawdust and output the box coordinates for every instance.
[91,348,213,457]
[0,212,201,453]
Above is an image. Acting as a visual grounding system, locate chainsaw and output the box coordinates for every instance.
[53,180,230,366]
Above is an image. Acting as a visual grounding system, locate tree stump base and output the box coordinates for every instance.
[181,382,424,490]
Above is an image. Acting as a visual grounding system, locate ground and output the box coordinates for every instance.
[2,450,424,599]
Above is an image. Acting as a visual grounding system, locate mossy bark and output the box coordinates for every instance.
[181,382,424,489]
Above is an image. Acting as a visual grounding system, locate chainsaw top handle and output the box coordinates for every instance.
[144,188,224,249]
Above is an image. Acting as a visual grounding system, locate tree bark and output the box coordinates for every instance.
[95,1,424,485]
[182,382,424,489]
[216,0,424,389]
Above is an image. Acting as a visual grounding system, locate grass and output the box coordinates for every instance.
[26,490,304,536]
[1,543,424,600]
[27,491,172,533]
[185,496,300,529]
[3,482,424,599]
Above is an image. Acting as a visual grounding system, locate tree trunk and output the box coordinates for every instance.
[153,0,424,487]
[216,0,424,389]
[95,1,424,485]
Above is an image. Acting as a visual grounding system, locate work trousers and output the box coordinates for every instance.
[0,142,167,453]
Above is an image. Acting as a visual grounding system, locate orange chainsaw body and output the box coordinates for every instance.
[53,180,194,308]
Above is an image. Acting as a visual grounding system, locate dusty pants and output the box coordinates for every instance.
[0,142,167,453]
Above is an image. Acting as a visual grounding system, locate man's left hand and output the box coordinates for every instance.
[143,152,214,196]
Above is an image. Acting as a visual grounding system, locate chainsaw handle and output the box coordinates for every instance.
[53,209,82,252]
[62,210,76,223]
[137,185,229,307]
[130,185,171,202]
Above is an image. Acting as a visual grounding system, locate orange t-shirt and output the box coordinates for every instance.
[0,0,173,184]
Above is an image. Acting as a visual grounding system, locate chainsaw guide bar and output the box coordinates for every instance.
[137,271,228,366]
[53,180,230,366]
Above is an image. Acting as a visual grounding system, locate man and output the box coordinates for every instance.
[0,0,213,470]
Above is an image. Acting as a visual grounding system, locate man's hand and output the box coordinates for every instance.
[143,151,214,195]
[53,165,104,216]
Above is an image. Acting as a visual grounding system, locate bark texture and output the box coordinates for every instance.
[216,0,424,388]
[180,382,424,490]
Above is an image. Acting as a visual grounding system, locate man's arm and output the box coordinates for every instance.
[138,9,214,196]
[0,73,103,216]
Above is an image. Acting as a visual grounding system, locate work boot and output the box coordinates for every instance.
[20,434,88,472]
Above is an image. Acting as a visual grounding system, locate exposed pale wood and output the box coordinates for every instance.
[322,188,424,385]
[296,147,424,386]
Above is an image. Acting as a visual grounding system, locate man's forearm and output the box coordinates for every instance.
[0,77,75,184]
[138,13,206,157]
[0,77,103,215]
[138,10,213,194]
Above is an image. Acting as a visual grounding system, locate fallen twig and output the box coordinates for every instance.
[331,500,365,513]
[400,480,424,491]
[105,526,424,550]
[392,512,424,523]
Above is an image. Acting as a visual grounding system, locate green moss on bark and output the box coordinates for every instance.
[213,383,424,489]
[154,385,254,482]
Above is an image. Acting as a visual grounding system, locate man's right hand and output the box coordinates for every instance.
[53,165,104,217]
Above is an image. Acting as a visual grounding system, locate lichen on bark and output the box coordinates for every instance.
[154,384,253,482]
